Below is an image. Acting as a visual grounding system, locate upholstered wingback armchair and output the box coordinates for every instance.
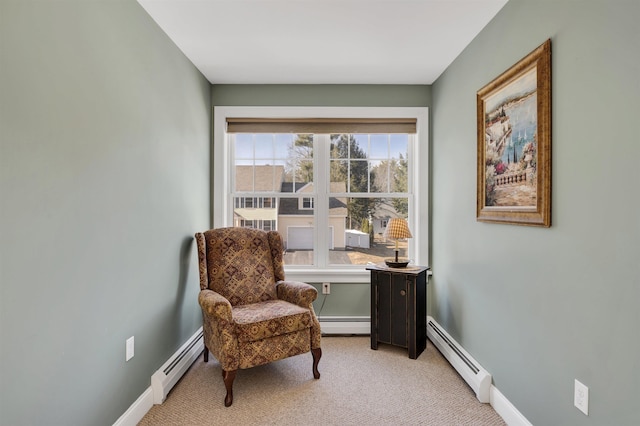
[195,227,322,406]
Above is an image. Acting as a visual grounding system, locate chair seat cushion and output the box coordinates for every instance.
[232,300,312,343]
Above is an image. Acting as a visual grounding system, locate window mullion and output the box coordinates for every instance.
[315,134,330,268]
[225,134,236,227]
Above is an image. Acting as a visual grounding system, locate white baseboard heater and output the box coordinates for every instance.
[426,316,491,403]
[319,316,370,335]
[151,327,204,404]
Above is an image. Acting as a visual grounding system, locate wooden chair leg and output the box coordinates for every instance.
[222,369,237,407]
[311,348,322,379]
[203,345,209,362]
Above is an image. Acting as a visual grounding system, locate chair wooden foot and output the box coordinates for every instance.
[203,345,209,362]
[311,348,322,379]
[222,369,236,407]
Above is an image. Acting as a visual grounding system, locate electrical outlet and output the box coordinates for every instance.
[322,282,330,295]
[574,379,589,415]
[126,336,135,362]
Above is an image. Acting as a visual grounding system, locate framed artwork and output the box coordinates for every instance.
[477,39,551,227]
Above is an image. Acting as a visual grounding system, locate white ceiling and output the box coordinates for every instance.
[137,0,508,85]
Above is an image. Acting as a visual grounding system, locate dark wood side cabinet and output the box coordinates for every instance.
[367,265,430,359]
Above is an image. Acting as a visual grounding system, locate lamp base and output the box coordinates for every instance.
[384,258,410,268]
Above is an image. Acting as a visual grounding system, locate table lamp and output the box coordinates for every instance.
[383,218,412,267]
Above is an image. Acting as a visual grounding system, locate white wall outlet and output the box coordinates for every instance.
[322,282,330,295]
[126,336,135,362]
[574,379,589,415]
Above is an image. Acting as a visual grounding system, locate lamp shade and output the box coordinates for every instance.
[383,218,412,240]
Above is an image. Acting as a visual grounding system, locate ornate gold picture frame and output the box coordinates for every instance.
[477,39,551,227]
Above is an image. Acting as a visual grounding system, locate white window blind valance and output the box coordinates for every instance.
[225,117,417,134]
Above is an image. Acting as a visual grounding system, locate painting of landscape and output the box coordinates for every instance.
[483,67,537,207]
[476,39,551,227]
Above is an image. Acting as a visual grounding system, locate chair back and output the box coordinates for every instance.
[196,227,285,306]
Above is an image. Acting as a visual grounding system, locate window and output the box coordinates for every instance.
[214,107,428,282]
[301,197,314,209]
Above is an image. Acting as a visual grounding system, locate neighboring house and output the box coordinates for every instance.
[233,165,348,249]
[233,165,283,231]
[278,182,347,250]
[371,200,401,237]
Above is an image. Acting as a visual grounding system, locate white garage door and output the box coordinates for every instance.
[287,227,314,250]
[287,227,334,250]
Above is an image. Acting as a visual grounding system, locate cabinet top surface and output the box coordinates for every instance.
[366,264,430,275]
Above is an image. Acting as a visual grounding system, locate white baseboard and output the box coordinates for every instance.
[112,387,154,426]
[319,316,370,335]
[490,386,532,426]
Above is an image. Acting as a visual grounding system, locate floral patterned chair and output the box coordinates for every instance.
[195,227,322,407]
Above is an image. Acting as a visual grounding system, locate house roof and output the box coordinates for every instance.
[234,208,277,221]
[372,200,402,219]
[234,165,284,192]
[278,182,348,217]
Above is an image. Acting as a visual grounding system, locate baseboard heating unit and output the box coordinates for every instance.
[426,316,491,403]
[151,327,204,404]
[319,316,370,335]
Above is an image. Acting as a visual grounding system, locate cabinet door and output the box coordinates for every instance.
[375,271,392,344]
[391,273,408,347]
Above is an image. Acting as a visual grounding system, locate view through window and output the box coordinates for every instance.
[230,131,412,268]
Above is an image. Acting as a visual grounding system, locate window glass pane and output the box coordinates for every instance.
[329,197,410,266]
[370,134,388,159]
[235,164,253,192]
[295,160,313,186]
[280,197,314,266]
[284,134,313,188]
[235,134,253,159]
[330,160,348,192]
[330,134,349,159]
[391,157,408,193]
[390,134,408,159]
[353,134,369,156]
[254,134,273,158]
[293,134,313,158]
[275,134,292,158]
[349,160,369,192]
[256,165,276,192]
[370,160,388,193]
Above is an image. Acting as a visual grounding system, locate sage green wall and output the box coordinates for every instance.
[0,1,210,425]
[308,283,372,318]
[212,85,431,317]
[212,84,431,107]
[431,0,639,424]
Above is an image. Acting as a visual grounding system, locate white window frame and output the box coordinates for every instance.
[213,106,429,283]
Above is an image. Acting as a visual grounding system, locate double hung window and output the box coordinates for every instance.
[214,107,428,282]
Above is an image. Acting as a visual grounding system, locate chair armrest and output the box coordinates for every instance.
[198,289,233,322]
[276,280,318,307]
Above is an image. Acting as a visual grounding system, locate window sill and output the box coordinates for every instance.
[284,268,371,283]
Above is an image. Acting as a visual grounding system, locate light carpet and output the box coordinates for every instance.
[139,336,506,425]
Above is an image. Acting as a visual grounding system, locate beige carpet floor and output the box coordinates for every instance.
[139,336,506,425]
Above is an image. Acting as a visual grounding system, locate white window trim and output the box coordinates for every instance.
[213,106,429,283]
